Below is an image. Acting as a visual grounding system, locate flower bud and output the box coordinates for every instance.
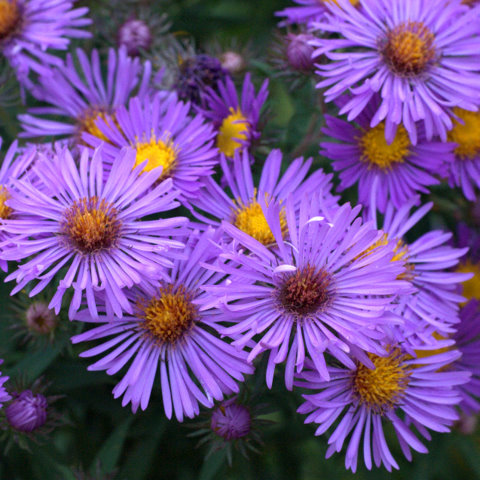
[5,390,48,433]
[211,399,251,440]
[286,33,318,73]
[118,18,152,56]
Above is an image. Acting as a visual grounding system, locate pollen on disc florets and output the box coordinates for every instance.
[0,0,22,42]
[276,265,332,318]
[381,21,436,77]
[134,134,177,179]
[447,108,480,160]
[0,185,12,219]
[77,107,115,143]
[138,285,197,345]
[359,122,410,170]
[352,348,411,414]
[233,192,286,246]
[61,196,122,255]
[217,107,249,157]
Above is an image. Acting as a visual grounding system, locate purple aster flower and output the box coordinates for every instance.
[276,0,360,27]
[71,229,253,420]
[192,148,338,245]
[447,108,480,201]
[0,0,91,83]
[0,360,11,407]
[451,300,480,414]
[321,96,454,212]
[0,146,188,319]
[206,196,413,389]
[198,73,268,158]
[83,92,218,199]
[312,0,480,144]
[366,193,470,339]
[19,46,151,142]
[296,343,469,472]
[0,138,38,272]
[5,389,47,433]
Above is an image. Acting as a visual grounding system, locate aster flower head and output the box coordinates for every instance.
[1,145,188,320]
[0,0,91,82]
[207,195,413,389]
[192,148,339,245]
[447,108,480,201]
[19,46,152,142]
[321,95,454,212]
[71,229,253,420]
[83,91,218,199]
[312,0,480,144]
[0,138,38,272]
[366,193,470,340]
[198,73,268,158]
[454,223,480,302]
[296,342,469,472]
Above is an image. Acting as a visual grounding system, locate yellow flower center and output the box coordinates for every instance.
[78,108,114,143]
[233,193,286,245]
[134,135,177,179]
[359,123,410,169]
[0,0,21,41]
[0,185,12,219]
[457,260,480,301]
[382,21,436,76]
[138,285,197,344]
[353,348,411,413]
[447,108,480,160]
[61,196,122,254]
[217,107,249,158]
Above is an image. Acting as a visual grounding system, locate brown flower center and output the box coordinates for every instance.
[381,21,435,76]
[276,265,331,317]
[61,196,122,254]
[138,285,197,344]
[0,0,21,42]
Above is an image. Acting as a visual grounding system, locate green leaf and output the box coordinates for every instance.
[91,416,134,475]
[198,449,227,480]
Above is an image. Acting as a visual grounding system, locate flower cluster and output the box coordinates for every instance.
[0,0,479,474]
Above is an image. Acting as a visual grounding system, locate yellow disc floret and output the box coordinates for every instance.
[138,285,197,344]
[134,135,177,179]
[233,192,286,245]
[78,108,115,143]
[353,348,411,413]
[322,0,359,6]
[359,123,410,169]
[457,260,480,301]
[0,185,12,219]
[217,107,249,158]
[447,108,480,160]
[382,21,436,76]
[0,0,21,41]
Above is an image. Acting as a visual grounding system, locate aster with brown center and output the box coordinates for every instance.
[206,195,413,390]
[1,146,188,320]
[72,229,253,419]
[312,0,480,144]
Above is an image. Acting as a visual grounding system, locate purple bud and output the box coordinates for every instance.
[26,302,58,334]
[118,19,152,56]
[6,390,48,433]
[211,399,251,440]
[286,33,319,73]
